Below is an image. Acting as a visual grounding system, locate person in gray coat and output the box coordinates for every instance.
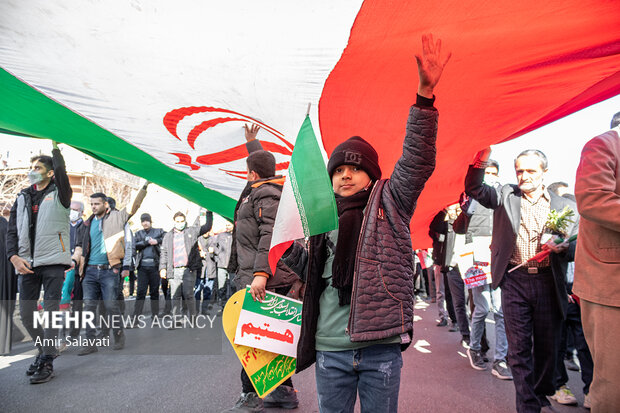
[159,211,212,322]
[6,142,72,384]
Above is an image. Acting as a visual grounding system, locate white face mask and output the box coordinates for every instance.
[70,210,80,222]
[484,174,499,186]
[174,222,186,231]
[28,170,43,185]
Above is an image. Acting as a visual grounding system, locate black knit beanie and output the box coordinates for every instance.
[327,136,381,181]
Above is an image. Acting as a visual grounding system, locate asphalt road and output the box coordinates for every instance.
[0,298,590,413]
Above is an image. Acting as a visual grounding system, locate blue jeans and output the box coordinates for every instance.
[469,284,508,361]
[315,344,402,413]
[82,266,122,339]
[194,277,212,313]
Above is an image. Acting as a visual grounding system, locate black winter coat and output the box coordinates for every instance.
[134,227,165,268]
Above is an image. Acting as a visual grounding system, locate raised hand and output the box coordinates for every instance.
[473,147,492,164]
[415,34,451,98]
[244,123,261,142]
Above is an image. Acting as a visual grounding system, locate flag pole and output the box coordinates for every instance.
[306,102,311,117]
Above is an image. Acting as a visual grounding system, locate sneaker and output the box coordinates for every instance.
[583,393,591,409]
[436,319,447,327]
[467,348,487,370]
[448,322,459,332]
[263,385,299,409]
[481,352,489,363]
[77,345,98,356]
[113,331,125,350]
[550,386,577,405]
[491,360,513,380]
[26,355,42,376]
[29,361,54,384]
[564,357,580,372]
[221,392,265,413]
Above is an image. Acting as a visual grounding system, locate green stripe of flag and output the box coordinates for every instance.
[289,116,338,236]
[0,67,236,219]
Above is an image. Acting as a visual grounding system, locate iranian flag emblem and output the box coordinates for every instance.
[268,116,338,272]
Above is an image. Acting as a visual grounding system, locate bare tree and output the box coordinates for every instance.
[85,175,134,210]
[0,159,141,218]
[0,168,29,218]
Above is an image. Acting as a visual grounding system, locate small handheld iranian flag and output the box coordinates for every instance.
[268,115,338,272]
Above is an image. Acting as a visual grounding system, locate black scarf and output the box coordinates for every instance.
[332,188,371,306]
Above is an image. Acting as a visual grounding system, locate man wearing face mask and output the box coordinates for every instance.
[7,141,72,384]
[62,200,85,340]
[454,161,512,380]
[159,210,213,324]
[69,201,84,252]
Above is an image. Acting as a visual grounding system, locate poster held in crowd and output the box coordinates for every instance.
[222,289,299,397]
[234,288,302,358]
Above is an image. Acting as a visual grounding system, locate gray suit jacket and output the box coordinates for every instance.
[465,166,579,318]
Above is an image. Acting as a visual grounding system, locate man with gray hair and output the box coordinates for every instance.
[63,200,85,340]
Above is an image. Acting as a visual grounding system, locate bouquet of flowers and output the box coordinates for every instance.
[544,206,575,238]
[509,207,577,273]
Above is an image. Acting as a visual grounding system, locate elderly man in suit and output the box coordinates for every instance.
[573,113,620,413]
[465,148,578,413]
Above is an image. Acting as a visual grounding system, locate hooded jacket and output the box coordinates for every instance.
[227,138,298,290]
[231,176,298,289]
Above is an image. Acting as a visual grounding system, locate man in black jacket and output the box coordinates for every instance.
[455,163,512,381]
[466,148,578,413]
[429,208,457,328]
[430,203,470,346]
[133,213,165,319]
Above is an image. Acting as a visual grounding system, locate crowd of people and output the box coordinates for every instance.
[412,110,620,413]
[1,35,619,413]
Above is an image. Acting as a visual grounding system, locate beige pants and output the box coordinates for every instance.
[581,299,620,413]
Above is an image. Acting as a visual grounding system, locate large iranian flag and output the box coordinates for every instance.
[268,115,338,272]
[1,0,618,246]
